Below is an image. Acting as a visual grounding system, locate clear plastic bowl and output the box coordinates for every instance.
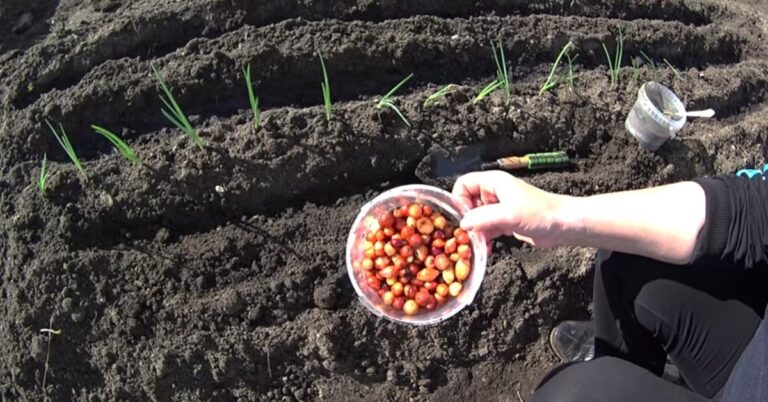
[625,81,687,151]
[345,184,487,325]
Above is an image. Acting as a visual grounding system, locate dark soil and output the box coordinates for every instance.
[1,0,768,401]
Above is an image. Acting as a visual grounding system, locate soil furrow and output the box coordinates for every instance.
[0,0,726,110]
[1,15,753,171]
[9,63,764,252]
[0,190,592,401]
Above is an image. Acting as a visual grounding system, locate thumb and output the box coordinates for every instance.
[460,203,512,233]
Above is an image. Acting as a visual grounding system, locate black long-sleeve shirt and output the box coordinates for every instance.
[693,175,768,269]
[691,175,768,401]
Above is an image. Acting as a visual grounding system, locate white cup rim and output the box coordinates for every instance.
[637,81,687,133]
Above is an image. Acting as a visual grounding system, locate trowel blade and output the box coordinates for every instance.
[432,143,486,178]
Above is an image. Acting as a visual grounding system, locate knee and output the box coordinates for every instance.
[593,249,615,288]
[595,249,613,270]
[532,360,610,402]
[634,279,678,333]
[594,249,634,287]
[595,249,641,274]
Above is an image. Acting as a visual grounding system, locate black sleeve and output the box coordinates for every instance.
[691,175,768,269]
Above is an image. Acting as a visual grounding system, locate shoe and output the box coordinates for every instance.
[663,362,684,385]
[549,320,595,362]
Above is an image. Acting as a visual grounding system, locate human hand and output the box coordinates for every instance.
[452,171,568,247]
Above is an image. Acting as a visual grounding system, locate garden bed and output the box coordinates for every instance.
[1,0,768,400]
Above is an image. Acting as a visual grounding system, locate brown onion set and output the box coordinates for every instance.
[357,202,472,316]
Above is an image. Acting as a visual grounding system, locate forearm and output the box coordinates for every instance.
[556,182,706,264]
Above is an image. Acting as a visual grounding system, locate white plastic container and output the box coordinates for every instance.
[345,185,487,325]
[625,81,687,151]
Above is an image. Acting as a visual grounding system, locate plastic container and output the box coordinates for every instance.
[345,184,487,325]
[625,81,687,151]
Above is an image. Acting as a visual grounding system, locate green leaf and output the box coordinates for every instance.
[663,58,685,82]
[423,84,456,108]
[243,64,261,129]
[46,120,86,179]
[492,40,510,99]
[319,52,332,121]
[473,80,502,104]
[38,153,49,193]
[539,41,574,95]
[151,64,202,149]
[379,100,410,127]
[378,73,414,106]
[91,125,140,164]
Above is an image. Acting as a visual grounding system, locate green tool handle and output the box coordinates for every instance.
[481,151,570,171]
[526,151,570,170]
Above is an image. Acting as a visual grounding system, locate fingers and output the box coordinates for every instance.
[480,187,500,206]
[452,172,482,211]
[512,232,535,246]
[460,203,512,233]
[452,170,510,211]
[479,228,505,242]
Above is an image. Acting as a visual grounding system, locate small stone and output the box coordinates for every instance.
[154,228,171,244]
[312,285,336,310]
[99,192,114,208]
[247,306,263,323]
[61,297,74,312]
[96,287,108,304]
[154,353,172,378]
[127,318,144,336]
[215,185,226,194]
[71,311,84,323]
[90,0,122,12]
[196,275,213,290]
[30,335,46,361]
[322,359,335,371]
[211,355,238,383]
[12,13,34,34]
[216,290,244,316]
[386,369,398,383]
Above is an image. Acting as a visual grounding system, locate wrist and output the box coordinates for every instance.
[551,194,586,247]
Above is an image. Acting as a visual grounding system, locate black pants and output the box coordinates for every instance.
[532,250,768,402]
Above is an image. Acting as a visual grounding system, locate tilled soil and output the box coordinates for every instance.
[1,0,768,401]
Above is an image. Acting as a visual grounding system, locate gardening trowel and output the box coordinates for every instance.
[416,144,570,185]
[432,147,569,176]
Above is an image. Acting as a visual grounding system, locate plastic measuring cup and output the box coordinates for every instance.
[345,184,487,325]
[625,81,687,151]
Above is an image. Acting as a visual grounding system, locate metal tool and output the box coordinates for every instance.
[662,108,715,119]
[481,151,570,171]
[424,146,570,181]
